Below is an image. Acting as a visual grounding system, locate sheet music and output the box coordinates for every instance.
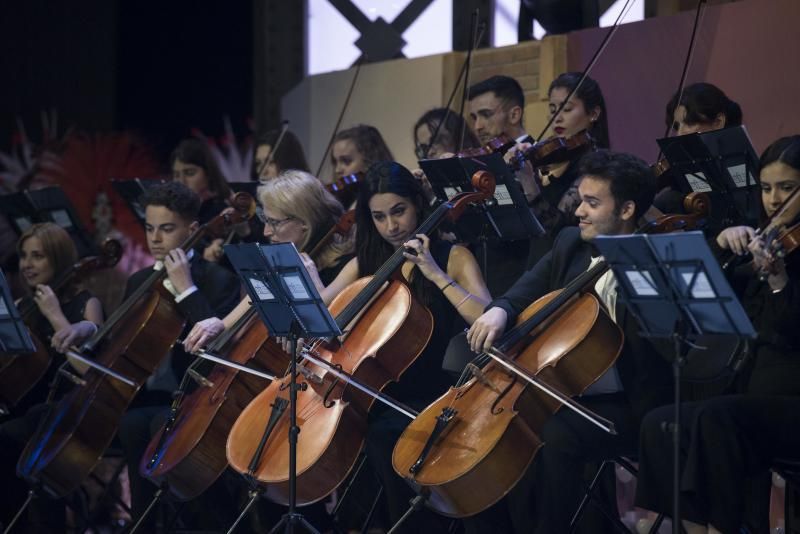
[50,209,73,229]
[282,274,310,300]
[249,278,275,301]
[624,270,659,296]
[494,184,513,206]
[684,172,712,193]
[443,186,460,200]
[681,271,716,299]
[726,163,755,189]
[14,217,33,232]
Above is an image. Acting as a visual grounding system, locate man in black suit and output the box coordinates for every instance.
[117,181,241,529]
[466,150,673,533]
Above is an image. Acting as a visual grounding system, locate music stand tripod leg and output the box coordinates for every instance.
[2,489,35,534]
[386,494,427,534]
[267,326,320,534]
[127,485,165,534]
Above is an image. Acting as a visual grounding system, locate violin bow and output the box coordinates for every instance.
[315,56,365,177]
[534,0,637,143]
[656,0,708,161]
[257,120,290,179]
[424,10,487,159]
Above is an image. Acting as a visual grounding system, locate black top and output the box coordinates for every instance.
[492,226,674,421]
[125,256,241,406]
[385,241,465,406]
[732,262,800,396]
[527,158,582,269]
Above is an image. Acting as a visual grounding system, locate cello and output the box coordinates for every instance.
[391,201,711,518]
[224,171,496,506]
[139,209,357,501]
[0,238,122,414]
[17,193,255,498]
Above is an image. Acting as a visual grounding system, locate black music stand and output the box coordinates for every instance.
[594,231,755,534]
[0,186,96,257]
[657,125,761,231]
[224,241,342,534]
[0,269,35,355]
[421,152,544,243]
[111,178,167,227]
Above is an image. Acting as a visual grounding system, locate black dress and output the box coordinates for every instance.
[364,240,464,532]
[526,158,582,269]
[635,262,800,533]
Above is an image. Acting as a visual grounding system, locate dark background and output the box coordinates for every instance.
[1,0,255,163]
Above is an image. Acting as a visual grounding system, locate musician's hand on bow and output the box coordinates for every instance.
[184,317,225,353]
[52,321,96,354]
[749,233,789,291]
[467,307,508,353]
[716,226,755,256]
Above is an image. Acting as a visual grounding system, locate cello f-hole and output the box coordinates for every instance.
[491,375,516,415]
[322,364,343,408]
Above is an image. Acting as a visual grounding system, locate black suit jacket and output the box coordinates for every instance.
[124,257,241,389]
[491,226,674,421]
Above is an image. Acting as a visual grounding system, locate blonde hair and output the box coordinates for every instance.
[17,222,79,285]
[258,170,354,270]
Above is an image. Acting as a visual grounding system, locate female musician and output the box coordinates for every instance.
[635,135,800,534]
[0,223,103,531]
[171,138,234,262]
[252,129,310,181]
[182,170,355,353]
[654,83,743,213]
[526,72,610,268]
[413,107,480,160]
[305,161,491,530]
[329,124,394,185]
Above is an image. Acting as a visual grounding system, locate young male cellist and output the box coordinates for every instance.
[465,150,673,533]
[117,181,241,529]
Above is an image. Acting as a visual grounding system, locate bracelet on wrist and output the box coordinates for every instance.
[439,279,456,292]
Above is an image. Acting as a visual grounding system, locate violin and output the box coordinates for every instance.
[17,194,255,498]
[455,134,516,159]
[721,187,800,271]
[0,238,122,415]
[391,207,708,518]
[638,192,710,234]
[225,171,496,506]
[139,208,357,501]
[511,129,596,171]
[326,172,362,208]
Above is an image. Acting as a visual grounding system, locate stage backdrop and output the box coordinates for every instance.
[282,0,799,176]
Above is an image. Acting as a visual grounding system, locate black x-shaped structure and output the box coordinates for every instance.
[329,0,435,63]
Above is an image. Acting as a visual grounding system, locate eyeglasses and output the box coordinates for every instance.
[256,206,295,230]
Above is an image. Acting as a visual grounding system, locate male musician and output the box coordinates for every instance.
[465,150,673,533]
[117,181,241,529]
[466,75,535,296]
[468,75,530,146]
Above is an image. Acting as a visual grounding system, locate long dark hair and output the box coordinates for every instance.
[549,72,610,149]
[413,108,480,156]
[758,135,800,221]
[665,82,743,132]
[331,125,394,170]
[252,129,310,180]
[169,138,232,199]
[355,161,437,305]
